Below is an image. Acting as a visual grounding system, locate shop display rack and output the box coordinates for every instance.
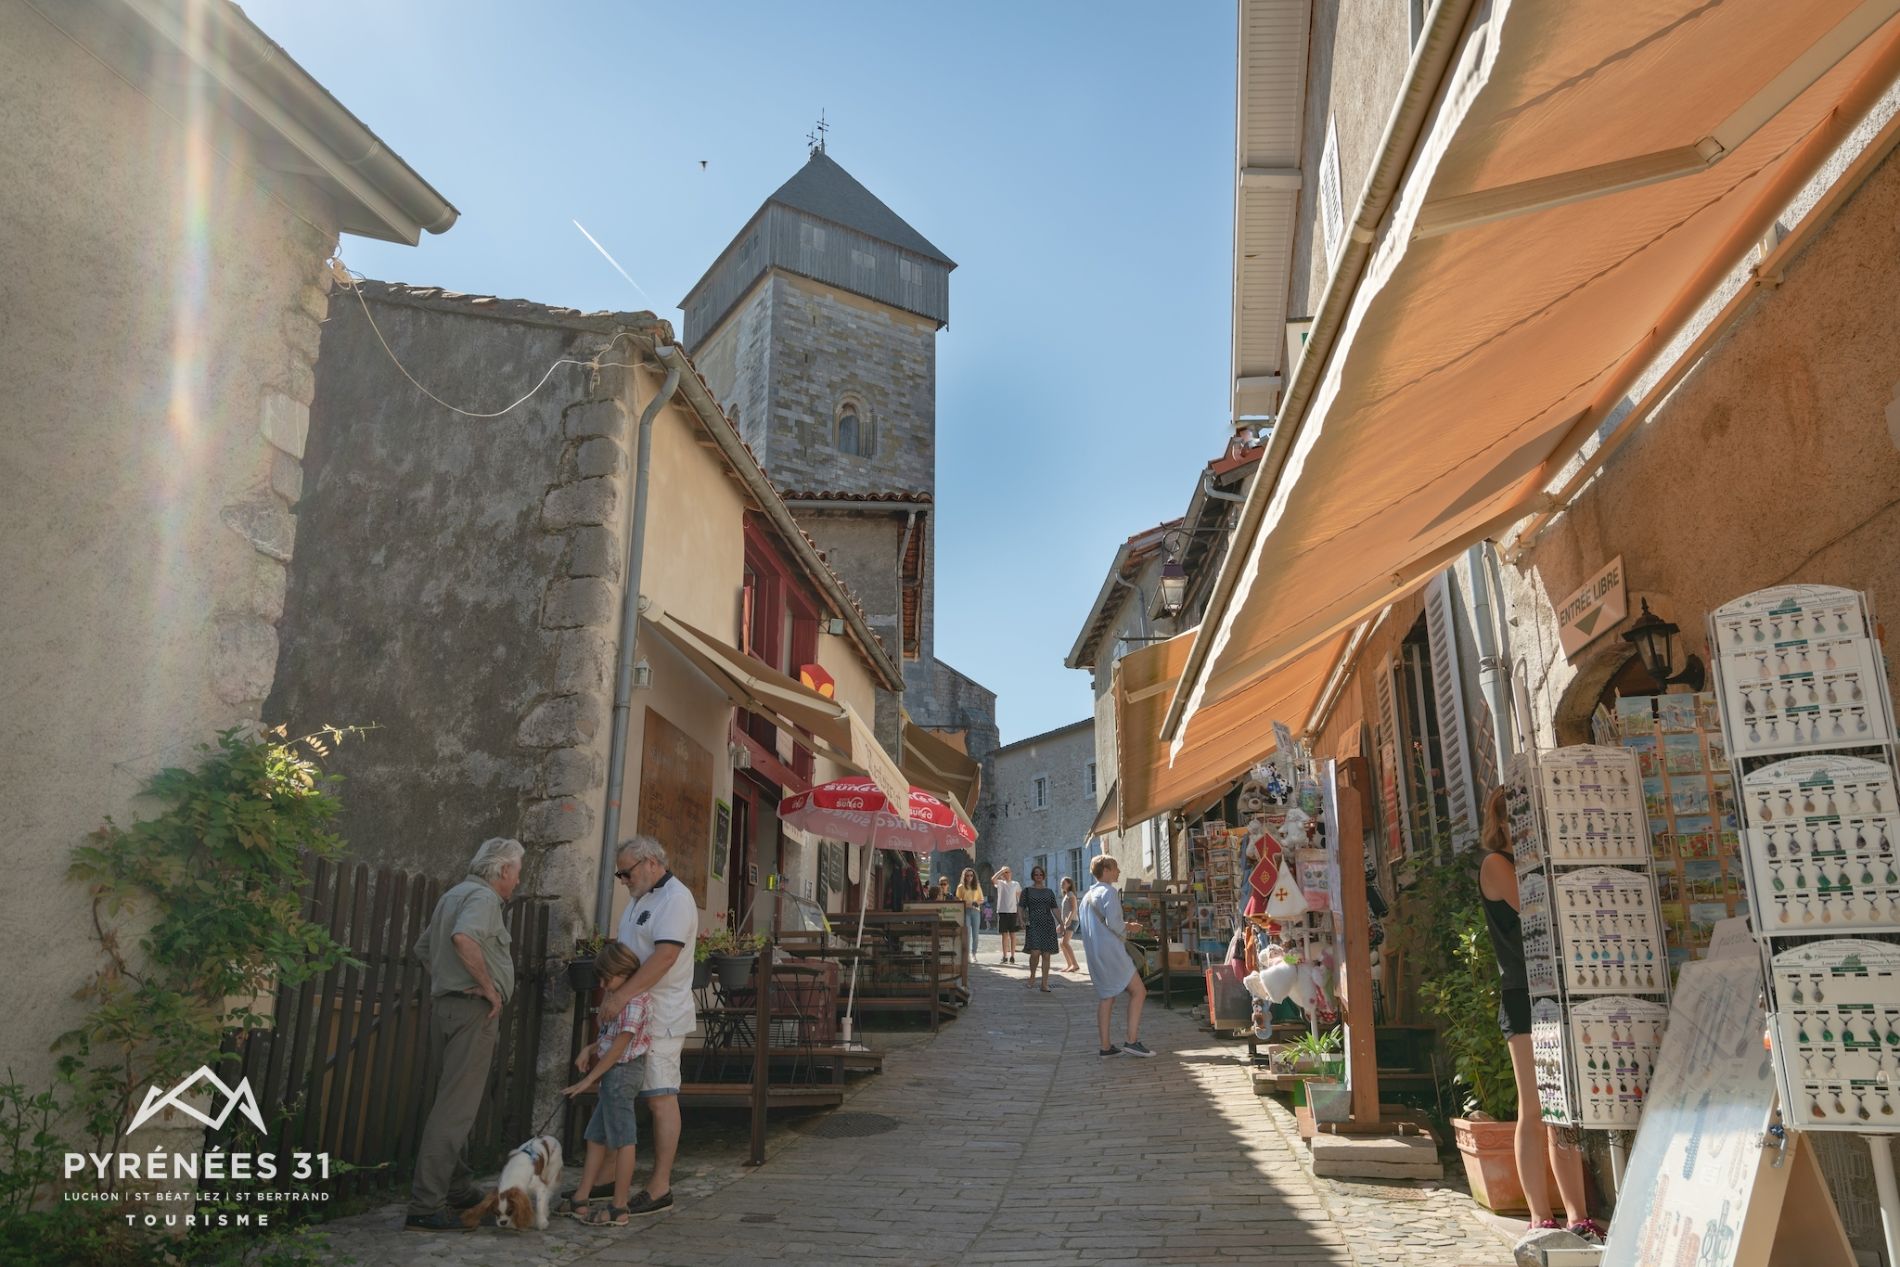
[1513,745,1672,1129]
[1710,583,1900,1140]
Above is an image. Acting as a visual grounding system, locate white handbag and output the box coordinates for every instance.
[1263,869,1307,920]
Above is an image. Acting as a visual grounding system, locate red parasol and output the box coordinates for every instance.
[778,778,978,1044]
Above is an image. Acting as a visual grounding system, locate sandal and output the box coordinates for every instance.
[585,1204,631,1227]
[560,1197,590,1221]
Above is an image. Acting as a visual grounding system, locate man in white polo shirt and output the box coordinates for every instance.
[598,834,696,1216]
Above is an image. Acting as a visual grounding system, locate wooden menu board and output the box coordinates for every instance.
[638,707,713,906]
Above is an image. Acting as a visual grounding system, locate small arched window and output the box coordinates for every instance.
[836,399,872,457]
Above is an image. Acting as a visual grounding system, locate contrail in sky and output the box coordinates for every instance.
[572,219,654,305]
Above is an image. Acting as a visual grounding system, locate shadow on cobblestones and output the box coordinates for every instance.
[314,954,1516,1266]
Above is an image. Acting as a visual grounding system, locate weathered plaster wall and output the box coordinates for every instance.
[267,294,633,928]
[795,511,906,658]
[1083,555,1171,883]
[0,1,336,1107]
[1290,0,1412,318]
[1508,145,1900,748]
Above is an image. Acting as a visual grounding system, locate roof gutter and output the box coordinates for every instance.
[1064,541,1135,669]
[1162,0,1482,742]
[658,343,906,694]
[116,0,458,244]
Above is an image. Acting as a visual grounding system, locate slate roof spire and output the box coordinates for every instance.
[765,150,956,268]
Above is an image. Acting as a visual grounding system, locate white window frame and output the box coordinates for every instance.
[1085,760,1098,797]
[1141,818,1157,869]
[1032,775,1049,811]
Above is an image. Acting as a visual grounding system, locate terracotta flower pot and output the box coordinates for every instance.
[1452,1118,1585,1214]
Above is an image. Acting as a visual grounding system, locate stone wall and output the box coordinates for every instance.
[691,274,775,457]
[1083,555,1171,883]
[267,289,646,928]
[0,0,338,1130]
[1507,140,1900,748]
[985,722,1098,897]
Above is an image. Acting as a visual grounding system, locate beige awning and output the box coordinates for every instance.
[901,720,982,812]
[1106,627,1348,833]
[643,609,909,816]
[1170,1,1900,745]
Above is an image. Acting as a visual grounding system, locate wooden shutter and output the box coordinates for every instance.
[1373,651,1414,858]
[1425,572,1478,850]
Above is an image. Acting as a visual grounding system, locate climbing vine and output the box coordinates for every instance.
[57,726,361,1153]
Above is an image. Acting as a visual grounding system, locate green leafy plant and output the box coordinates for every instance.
[0,1072,66,1220]
[1389,837,1517,1120]
[58,726,362,1153]
[572,932,609,960]
[697,927,768,959]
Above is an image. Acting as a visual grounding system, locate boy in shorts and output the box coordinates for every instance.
[558,942,652,1226]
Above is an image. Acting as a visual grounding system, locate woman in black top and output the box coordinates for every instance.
[1479,786,1597,1239]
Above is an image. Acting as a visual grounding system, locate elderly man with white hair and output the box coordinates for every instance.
[405,836,523,1232]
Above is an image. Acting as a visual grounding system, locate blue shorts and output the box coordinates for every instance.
[583,1057,645,1150]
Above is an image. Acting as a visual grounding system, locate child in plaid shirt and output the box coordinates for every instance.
[559,942,652,1226]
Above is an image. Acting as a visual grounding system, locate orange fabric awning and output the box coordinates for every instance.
[1106,627,1348,833]
[1170,1,1900,745]
[901,719,982,812]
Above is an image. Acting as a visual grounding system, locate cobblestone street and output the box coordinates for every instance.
[319,956,1515,1266]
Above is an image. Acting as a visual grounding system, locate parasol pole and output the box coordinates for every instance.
[839,819,879,1049]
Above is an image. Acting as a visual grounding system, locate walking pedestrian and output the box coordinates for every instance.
[1057,876,1081,973]
[991,866,1022,964]
[956,867,984,962]
[1478,787,1600,1241]
[1018,866,1060,992]
[405,837,522,1231]
[1077,855,1153,1057]
[597,835,697,1217]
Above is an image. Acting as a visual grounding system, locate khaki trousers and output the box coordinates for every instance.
[407,993,499,1215]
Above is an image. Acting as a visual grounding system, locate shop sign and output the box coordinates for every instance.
[1556,555,1626,659]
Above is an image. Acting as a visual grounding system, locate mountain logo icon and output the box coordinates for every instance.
[127,1067,268,1135]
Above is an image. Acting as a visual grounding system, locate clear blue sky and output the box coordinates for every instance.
[249,0,1237,744]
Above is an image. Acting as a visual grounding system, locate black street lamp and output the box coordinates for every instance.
[1157,558,1188,618]
[1621,598,1706,691]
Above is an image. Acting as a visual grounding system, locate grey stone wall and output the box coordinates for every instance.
[984,722,1097,896]
[692,275,775,457]
[267,291,638,901]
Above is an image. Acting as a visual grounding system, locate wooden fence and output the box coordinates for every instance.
[213,856,550,1195]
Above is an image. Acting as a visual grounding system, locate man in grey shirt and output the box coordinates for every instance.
[405,837,522,1232]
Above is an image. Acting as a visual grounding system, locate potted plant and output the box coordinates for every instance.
[699,926,768,991]
[567,932,608,992]
[1396,845,1579,1212]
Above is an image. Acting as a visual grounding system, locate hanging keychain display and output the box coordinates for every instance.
[1537,746,1650,865]
[1532,998,1572,1126]
[1741,755,1900,934]
[1519,871,1560,997]
[1768,939,1900,1132]
[1711,585,1896,760]
[1507,753,1546,873]
[1567,997,1669,1128]
[1553,867,1668,995]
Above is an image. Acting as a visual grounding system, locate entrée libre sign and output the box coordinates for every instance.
[1556,555,1627,659]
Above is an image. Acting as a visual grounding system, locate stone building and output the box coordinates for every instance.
[982,720,1099,900]
[0,0,450,1158]
[679,145,1000,871]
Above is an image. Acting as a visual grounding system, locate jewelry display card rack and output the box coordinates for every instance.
[1554,867,1670,995]
[1514,745,1671,1129]
[1710,584,1900,1267]
[1532,997,1571,1126]
[1712,585,1897,761]
[1539,747,1651,865]
[1770,940,1900,1131]
[1568,997,1669,1128]
[1741,755,1900,935]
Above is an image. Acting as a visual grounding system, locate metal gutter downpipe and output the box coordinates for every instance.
[594,351,682,934]
[1161,0,1482,742]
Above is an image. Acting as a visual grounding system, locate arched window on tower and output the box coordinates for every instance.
[836,399,873,457]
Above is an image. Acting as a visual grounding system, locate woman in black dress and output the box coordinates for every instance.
[1019,866,1060,992]
[1479,786,1598,1240]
